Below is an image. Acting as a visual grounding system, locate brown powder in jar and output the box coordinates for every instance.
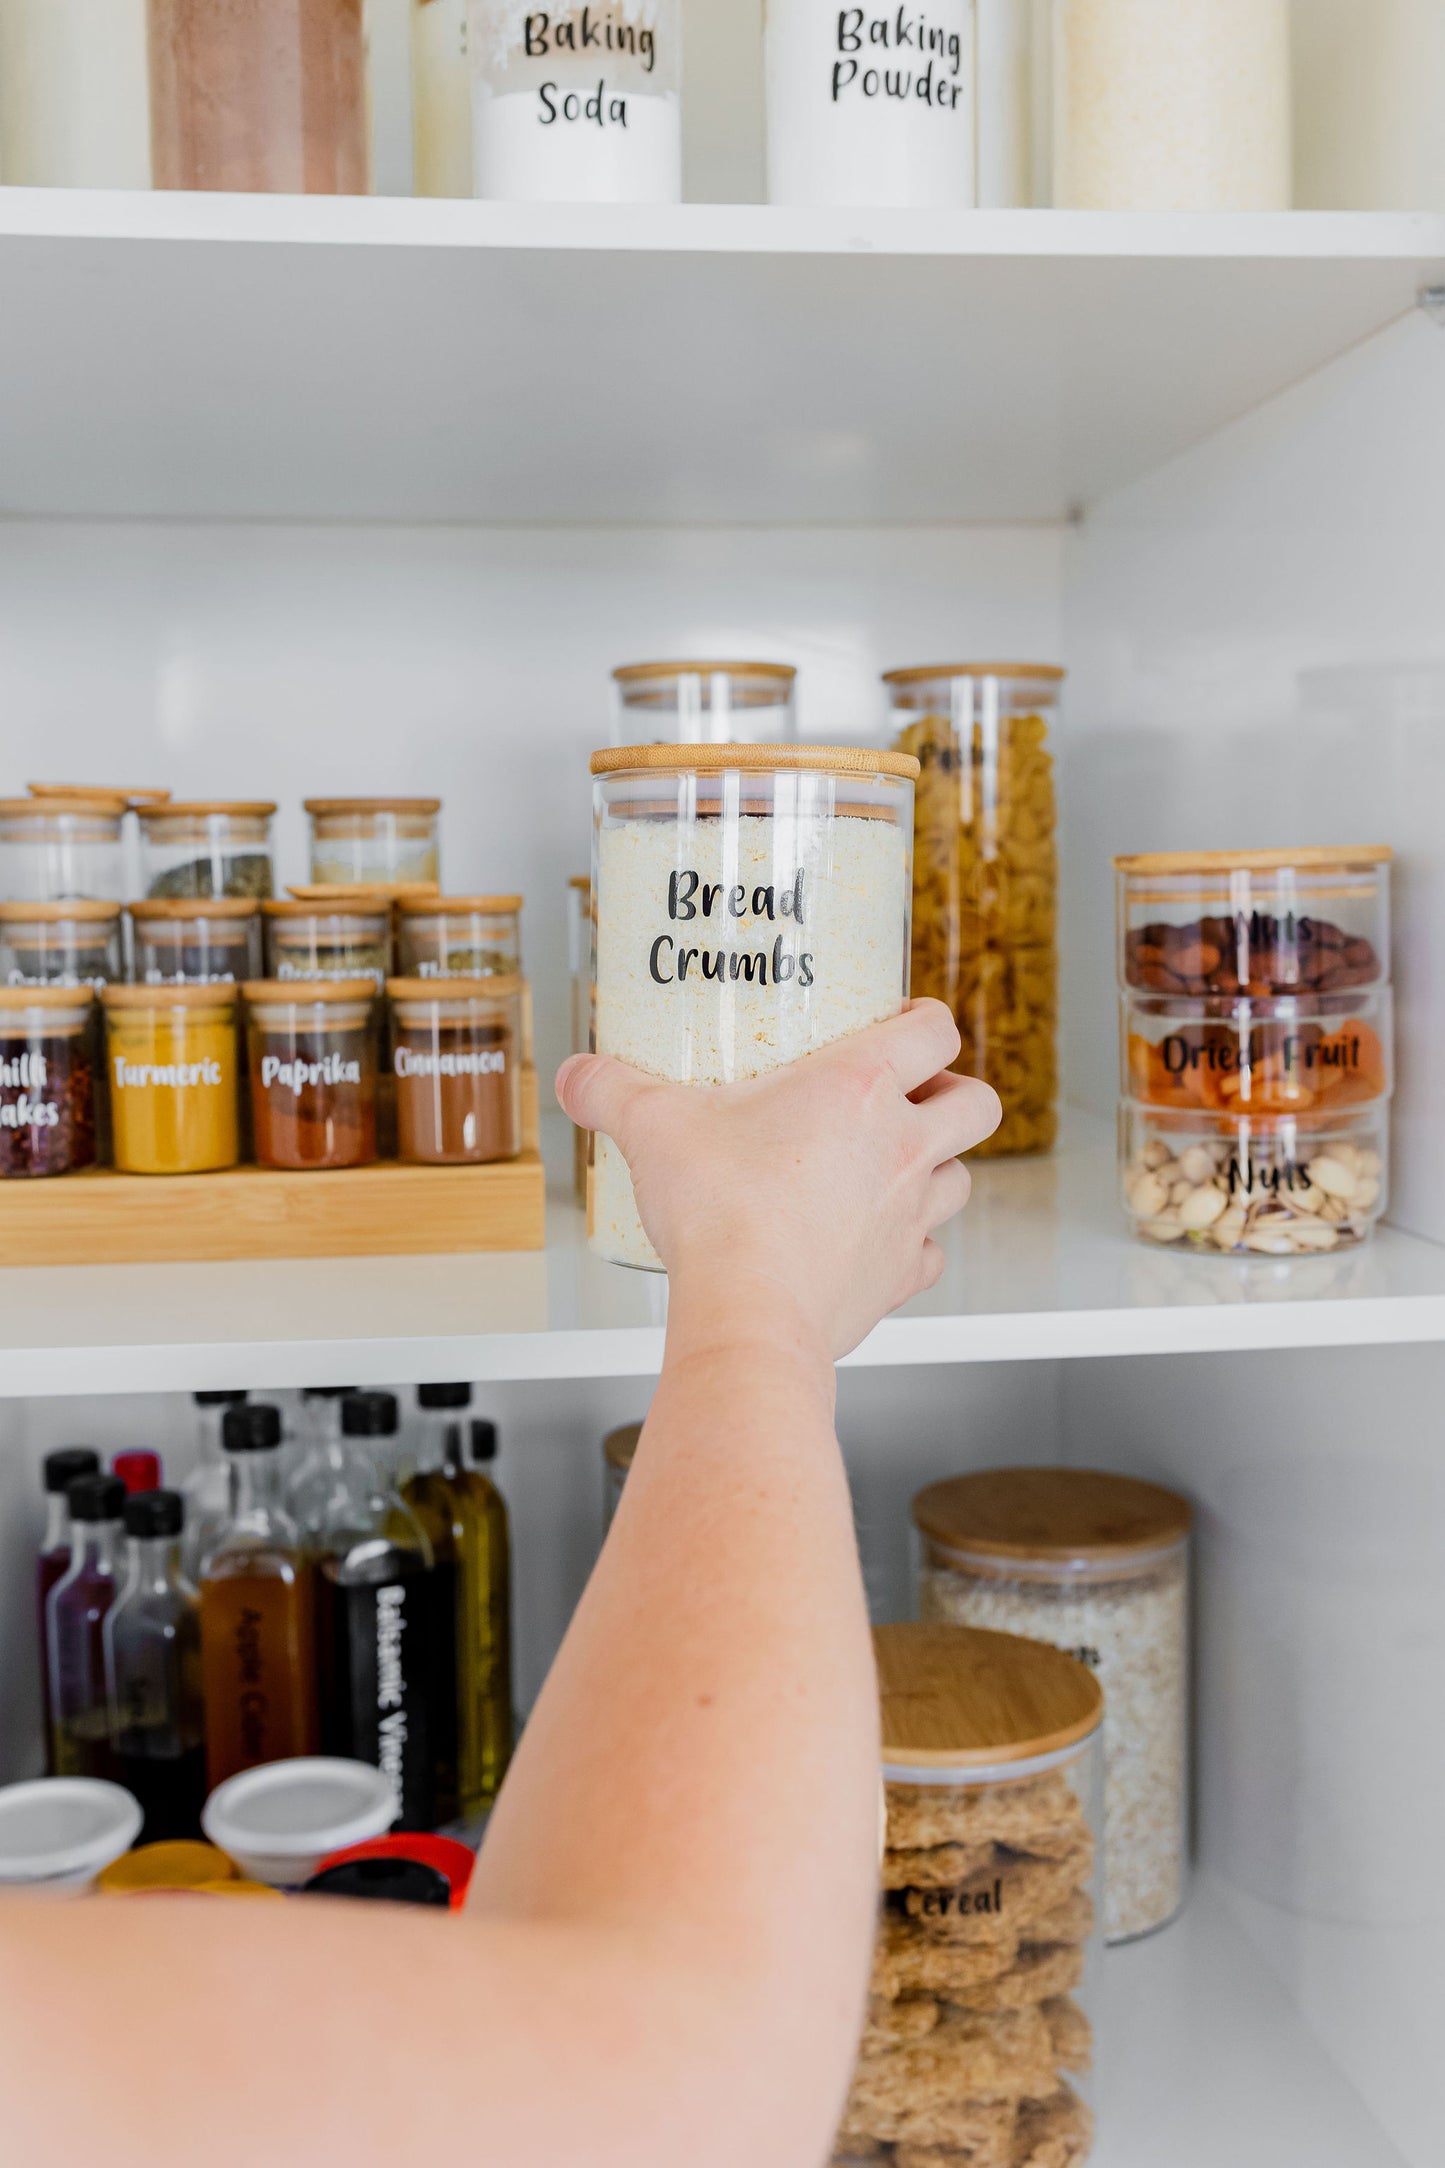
[393,1018,518,1165]
[148,0,368,194]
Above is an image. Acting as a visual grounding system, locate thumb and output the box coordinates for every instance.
[555,1052,647,1141]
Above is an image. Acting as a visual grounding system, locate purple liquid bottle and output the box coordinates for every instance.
[37,1448,100,1776]
[48,1473,126,1780]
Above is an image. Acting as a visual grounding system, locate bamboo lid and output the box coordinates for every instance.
[128,898,261,923]
[875,1624,1102,1770]
[303,797,441,816]
[1115,846,1392,875]
[243,978,379,1005]
[568,875,590,892]
[912,1468,1192,1570]
[289,882,441,905]
[396,894,523,917]
[102,982,237,1011]
[0,983,97,1012]
[883,662,1066,686]
[262,898,390,921]
[0,794,127,819]
[0,900,122,924]
[592,743,920,781]
[387,975,523,1001]
[603,1422,642,1471]
[29,784,171,808]
[613,660,796,684]
[137,801,277,822]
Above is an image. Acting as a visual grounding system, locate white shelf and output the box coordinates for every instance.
[0,192,1441,522]
[1097,1880,1403,2168]
[3,1113,1444,1397]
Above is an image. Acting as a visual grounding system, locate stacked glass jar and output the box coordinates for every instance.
[1116,848,1394,1255]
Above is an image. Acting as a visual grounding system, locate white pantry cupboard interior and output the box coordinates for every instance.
[1,194,1444,2168]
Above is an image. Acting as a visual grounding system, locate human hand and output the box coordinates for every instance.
[557,1001,1000,1360]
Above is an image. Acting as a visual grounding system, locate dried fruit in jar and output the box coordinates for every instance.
[1127,1012,1388,1116]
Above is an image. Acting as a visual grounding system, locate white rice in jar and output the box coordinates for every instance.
[589,744,918,1269]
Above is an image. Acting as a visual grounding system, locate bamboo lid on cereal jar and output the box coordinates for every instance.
[875,1623,1102,1770]
[912,1468,1192,1583]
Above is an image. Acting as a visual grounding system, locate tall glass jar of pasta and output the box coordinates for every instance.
[888,665,1062,1158]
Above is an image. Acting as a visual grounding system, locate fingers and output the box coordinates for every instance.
[917,1238,948,1293]
[554,1053,651,1140]
[926,1156,972,1231]
[912,1070,1003,1163]
[852,1000,963,1093]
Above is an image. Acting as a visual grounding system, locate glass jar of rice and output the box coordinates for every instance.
[589,743,917,1270]
[912,1466,1192,1943]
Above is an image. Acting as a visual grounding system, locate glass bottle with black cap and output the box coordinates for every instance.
[104,1488,205,1841]
[286,1386,368,1544]
[47,1471,127,1779]
[37,1447,101,1773]
[199,1402,318,1789]
[314,1391,437,1831]
[182,1388,248,1583]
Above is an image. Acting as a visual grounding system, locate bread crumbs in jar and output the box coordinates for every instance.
[0,985,97,1177]
[245,979,379,1172]
[388,976,521,1165]
[103,983,240,1174]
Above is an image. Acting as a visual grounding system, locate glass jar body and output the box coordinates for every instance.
[264,906,392,989]
[591,757,915,1268]
[611,663,797,747]
[470,0,683,203]
[1117,854,1390,998]
[1123,989,1393,1122]
[412,0,472,195]
[132,906,263,987]
[389,983,522,1165]
[0,0,151,187]
[307,803,441,888]
[839,1731,1103,2156]
[0,1006,97,1178]
[1120,1102,1388,1255]
[395,903,520,980]
[1052,0,1290,210]
[892,668,1060,1158]
[0,804,125,903]
[0,907,122,992]
[147,0,368,193]
[138,810,275,902]
[248,994,379,1172]
[766,0,978,208]
[567,876,592,1204]
[105,995,241,1175]
[917,1540,1187,1942]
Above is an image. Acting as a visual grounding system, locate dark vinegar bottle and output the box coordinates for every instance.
[104,1489,206,1842]
[37,1448,100,1774]
[199,1403,318,1790]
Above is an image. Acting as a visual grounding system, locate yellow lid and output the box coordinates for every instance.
[97,1841,236,1893]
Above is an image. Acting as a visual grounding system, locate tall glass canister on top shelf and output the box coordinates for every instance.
[589,743,917,1269]
[889,664,1061,1158]
[468,0,682,201]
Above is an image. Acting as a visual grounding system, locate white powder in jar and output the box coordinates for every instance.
[766,0,977,207]
[1054,0,1291,211]
[0,0,151,188]
[469,0,681,201]
[920,1546,1188,1940]
[593,808,909,1267]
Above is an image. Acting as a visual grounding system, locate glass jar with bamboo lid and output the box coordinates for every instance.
[913,1466,1192,1943]
[0,794,129,904]
[102,982,241,1175]
[611,661,797,747]
[567,874,592,1205]
[129,899,263,987]
[394,895,522,981]
[835,1622,1102,2165]
[137,802,277,903]
[888,664,1062,1160]
[590,742,917,1269]
[305,799,442,889]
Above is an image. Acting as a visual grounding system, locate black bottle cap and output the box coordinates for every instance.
[469,1420,498,1465]
[303,1385,354,1399]
[221,1403,283,1454]
[194,1390,248,1407]
[123,1489,185,1540]
[302,1857,451,1908]
[44,1448,100,1495]
[418,1382,471,1411]
[342,1390,399,1439]
[68,1474,127,1523]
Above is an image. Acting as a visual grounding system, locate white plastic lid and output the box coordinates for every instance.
[0,1778,143,1884]
[203,1758,398,1860]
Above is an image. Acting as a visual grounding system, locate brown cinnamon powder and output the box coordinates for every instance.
[148,0,367,194]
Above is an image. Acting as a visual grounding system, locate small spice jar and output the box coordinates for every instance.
[0,795,127,903]
[568,874,592,1205]
[837,1623,1102,2162]
[1122,1104,1388,1255]
[137,803,277,902]
[0,986,98,1178]
[0,901,123,992]
[590,743,917,1269]
[305,800,441,889]
[612,661,797,747]
[765,0,976,208]
[394,895,522,980]
[469,0,682,203]
[245,980,379,1172]
[1116,847,1392,997]
[130,899,263,986]
[263,899,392,989]
[147,0,369,194]
[388,976,522,1165]
[602,1421,640,1530]
[890,665,1062,1159]
[1052,0,1291,210]
[912,1468,1192,1943]
[103,983,240,1175]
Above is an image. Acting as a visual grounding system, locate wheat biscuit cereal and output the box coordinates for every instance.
[1027,1889,1094,1948]
[901,1855,1088,1943]
[947,1942,1084,2015]
[1014,2087,1093,2168]
[883,1840,998,1890]
[842,2092,1018,2153]
[891,2101,1017,2168]
[847,2007,1057,2124]
[862,1995,941,2054]
[885,1774,1080,1855]
[1042,1997,1092,2075]
[872,1916,1019,2000]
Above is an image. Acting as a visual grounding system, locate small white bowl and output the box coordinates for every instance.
[202,1759,399,1888]
[0,1778,144,1894]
